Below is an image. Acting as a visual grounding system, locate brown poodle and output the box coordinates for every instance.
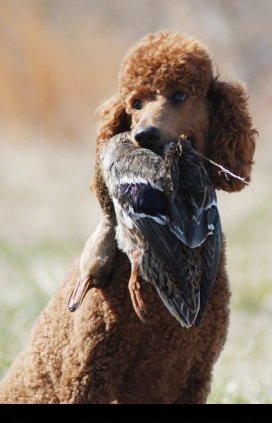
[0,31,256,404]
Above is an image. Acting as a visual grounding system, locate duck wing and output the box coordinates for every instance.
[100,134,222,326]
[123,140,222,326]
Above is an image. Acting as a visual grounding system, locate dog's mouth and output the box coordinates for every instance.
[142,140,166,156]
[132,131,196,157]
[162,135,196,155]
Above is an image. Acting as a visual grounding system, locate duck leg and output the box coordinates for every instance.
[128,250,146,321]
[68,214,117,312]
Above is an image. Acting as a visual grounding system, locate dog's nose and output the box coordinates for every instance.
[134,126,160,146]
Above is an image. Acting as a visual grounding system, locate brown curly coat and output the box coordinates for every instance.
[0,31,256,404]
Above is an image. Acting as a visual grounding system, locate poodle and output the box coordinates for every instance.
[0,31,256,404]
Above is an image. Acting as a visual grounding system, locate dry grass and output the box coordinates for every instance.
[0,1,124,140]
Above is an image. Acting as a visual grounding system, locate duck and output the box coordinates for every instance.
[98,132,222,327]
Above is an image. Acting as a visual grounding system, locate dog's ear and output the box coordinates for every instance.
[92,96,131,214]
[96,95,131,151]
[206,79,257,192]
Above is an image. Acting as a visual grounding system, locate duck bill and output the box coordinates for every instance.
[68,276,92,312]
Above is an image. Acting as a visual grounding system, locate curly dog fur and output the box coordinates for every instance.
[0,31,256,404]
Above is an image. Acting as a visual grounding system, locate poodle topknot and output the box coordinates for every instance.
[119,32,214,98]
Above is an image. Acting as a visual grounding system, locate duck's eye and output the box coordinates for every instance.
[171,92,187,104]
[133,99,143,110]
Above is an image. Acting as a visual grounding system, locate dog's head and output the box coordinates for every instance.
[96,31,256,193]
[119,32,212,155]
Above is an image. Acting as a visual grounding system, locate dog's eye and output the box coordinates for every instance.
[133,99,143,110]
[171,92,187,104]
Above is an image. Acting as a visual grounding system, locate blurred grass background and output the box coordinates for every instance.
[0,0,271,403]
